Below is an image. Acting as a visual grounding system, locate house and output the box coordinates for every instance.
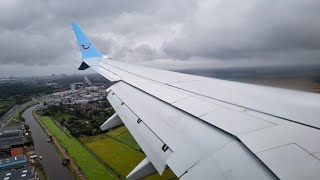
[11,147,23,156]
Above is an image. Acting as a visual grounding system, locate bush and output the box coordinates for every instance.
[25,138,33,146]
[24,124,30,131]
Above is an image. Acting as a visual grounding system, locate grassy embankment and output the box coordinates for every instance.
[80,126,177,180]
[38,116,117,180]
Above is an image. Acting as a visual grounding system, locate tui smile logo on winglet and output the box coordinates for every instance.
[82,43,91,50]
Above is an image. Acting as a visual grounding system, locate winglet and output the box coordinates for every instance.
[78,62,90,70]
[72,22,103,61]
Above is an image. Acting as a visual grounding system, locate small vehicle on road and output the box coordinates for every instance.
[62,159,70,166]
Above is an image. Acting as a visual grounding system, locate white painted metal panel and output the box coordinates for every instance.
[176,91,247,112]
[100,113,123,131]
[201,108,276,136]
[99,58,320,129]
[121,74,151,87]
[313,153,320,160]
[127,157,158,180]
[107,92,172,173]
[109,80,320,179]
[245,110,284,125]
[257,144,320,180]
[85,59,122,81]
[99,61,128,78]
[239,122,320,154]
[172,97,221,117]
[109,82,235,176]
[170,80,320,128]
[182,141,276,180]
[181,154,226,180]
[90,58,320,179]
[103,60,202,84]
[91,65,121,81]
[100,61,190,104]
[137,82,190,104]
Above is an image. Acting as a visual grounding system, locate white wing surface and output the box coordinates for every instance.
[72,22,320,180]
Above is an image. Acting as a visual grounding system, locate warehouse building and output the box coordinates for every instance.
[0,155,27,171]
[0,166,37,180]
[0,126,25,157]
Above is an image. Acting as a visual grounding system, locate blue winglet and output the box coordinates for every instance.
[72,22,103,60]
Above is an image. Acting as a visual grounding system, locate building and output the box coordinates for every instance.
[70,82,84,90]
[0,126,25,156]
[0,166,37,180]
[11,147,23,156]
[0,155,27,171]
[0,126,23,134]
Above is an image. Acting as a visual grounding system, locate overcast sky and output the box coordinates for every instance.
[0,0,320,77]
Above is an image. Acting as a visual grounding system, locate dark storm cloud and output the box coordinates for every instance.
[0,0,320,76]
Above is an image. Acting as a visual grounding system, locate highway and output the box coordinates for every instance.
[23,105,75,180]
[0,105,19,123]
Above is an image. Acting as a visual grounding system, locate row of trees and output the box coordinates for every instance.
[42,102,114,138]
[0,82,54,117]
[0,82,53,101]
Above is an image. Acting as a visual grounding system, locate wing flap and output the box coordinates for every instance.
[107,89,172,174]
[107,81,278,179]
[109,82,236,176]
[256,144,320,180]
[239,122,320,154]
[181,141,276,180]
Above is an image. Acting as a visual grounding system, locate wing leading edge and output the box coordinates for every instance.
[72,22,320,180]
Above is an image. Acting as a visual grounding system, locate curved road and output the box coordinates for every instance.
[23,105,75,180]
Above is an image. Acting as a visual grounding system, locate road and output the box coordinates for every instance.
[23,105,75,180]
[0,105,19,123]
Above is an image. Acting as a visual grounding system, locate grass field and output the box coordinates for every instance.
[83,135,145,178]
[107,126,128,137]
[80,126,177,180]
[38,116,116,180]
[115,131,141,150]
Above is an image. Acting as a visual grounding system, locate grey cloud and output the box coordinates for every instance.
[163,0,320,64]
[0,0,319,77]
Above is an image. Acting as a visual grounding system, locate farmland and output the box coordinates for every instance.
[38,116,116,180]
[80,126,177,180]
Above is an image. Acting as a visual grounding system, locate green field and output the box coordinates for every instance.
[82,134,145,178]
[107,126,128,137]
[38,116,116,180]
[115,131,141,150]
[80,126,177,180]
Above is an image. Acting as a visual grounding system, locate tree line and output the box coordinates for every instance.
[41,101,114,138]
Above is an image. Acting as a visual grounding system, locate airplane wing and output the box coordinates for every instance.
[72,22,320,180]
